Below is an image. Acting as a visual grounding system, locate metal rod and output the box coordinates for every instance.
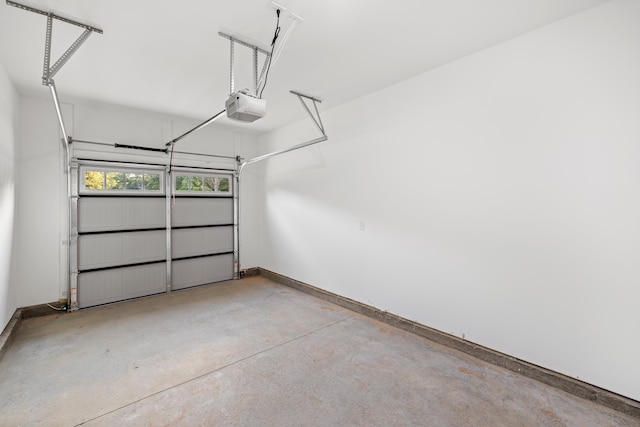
[258,53,269,90]
[295,95,324,136]
[172,150,236,160]
[313,99,325,134]
[218,31,271,56]
[48,80,69,144]
[240,136,327,173]
[164,109,226,147]
[7,1,103,34]
[48,29,92,80]
[289,89,323,103]
[49,79,74,310]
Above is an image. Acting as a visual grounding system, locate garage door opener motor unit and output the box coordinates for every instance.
[225,89,266,122]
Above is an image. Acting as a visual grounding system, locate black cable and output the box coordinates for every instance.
[259,9,281,99]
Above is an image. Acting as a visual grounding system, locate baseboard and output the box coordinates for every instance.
[257,268,640,419]
[0,309,22,362]
[21,302,67,319]
[240,267,260,278]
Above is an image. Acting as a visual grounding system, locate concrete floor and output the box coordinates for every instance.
[0,276,637,426]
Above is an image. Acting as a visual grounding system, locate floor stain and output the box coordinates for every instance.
[458,367,485,380]
[540,406,563,425]
[378,325,397,335]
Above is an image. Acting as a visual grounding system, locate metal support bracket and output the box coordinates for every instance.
[239,90,328,173]
[7,1,103,85]
[219,31,271,97]
[46,27,93,84]
[290,90,325,135]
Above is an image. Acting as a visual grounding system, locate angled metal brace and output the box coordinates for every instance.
[6,1,103,85]
[290,90,325,136]
[239,90,328,174]
[46,28,93,84]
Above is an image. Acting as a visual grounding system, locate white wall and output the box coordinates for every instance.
[14,95,261,308]
[259,0,640,401]
[0,62,19,330]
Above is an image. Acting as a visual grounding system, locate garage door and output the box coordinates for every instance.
[170,171,234,290]
[75,163,235,308]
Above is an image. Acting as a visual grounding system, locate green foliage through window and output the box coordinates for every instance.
[126,173,143,190]
[82,168,162,193]
[144,173,160,190]
[190,176,203,191]
[175,174,231,194]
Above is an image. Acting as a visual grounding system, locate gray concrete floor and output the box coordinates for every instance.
[0,276,637,426]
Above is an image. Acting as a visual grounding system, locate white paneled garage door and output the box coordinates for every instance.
[170,170,235,291]
[75,163,235,308]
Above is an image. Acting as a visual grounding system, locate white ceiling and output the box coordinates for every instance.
[0,0,607,133]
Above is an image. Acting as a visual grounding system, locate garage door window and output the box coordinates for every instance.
[81,167,164,194]
[174,174,231,195]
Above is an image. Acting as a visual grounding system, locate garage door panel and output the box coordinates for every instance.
[172,254,233,291]
[78,263,167,308]
[78,230,166,270]
[75,165,235,308]
[172,226,233,259]
[78,197,166,233]
[171,198,233,227]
